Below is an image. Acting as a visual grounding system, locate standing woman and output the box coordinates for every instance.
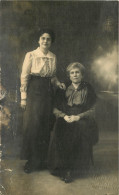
[20,28,65,173]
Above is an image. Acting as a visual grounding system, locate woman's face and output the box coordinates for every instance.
[38,33,52,50]
[69,68,83,84]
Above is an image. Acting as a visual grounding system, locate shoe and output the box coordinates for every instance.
[24,166,33,174]
[64,171,73,183]
[24,161,34,174]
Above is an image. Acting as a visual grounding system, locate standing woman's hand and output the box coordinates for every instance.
[58,82,66,90]
[21,99,27,111]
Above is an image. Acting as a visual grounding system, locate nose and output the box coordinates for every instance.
[74,72,77,77]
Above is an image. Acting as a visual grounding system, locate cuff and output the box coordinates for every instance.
[59,112,65,118]
[21,92,27,100]
[21,99,27,106]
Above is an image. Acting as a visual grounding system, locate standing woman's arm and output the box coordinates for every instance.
[51,56,66,90]
[20,52,32,109]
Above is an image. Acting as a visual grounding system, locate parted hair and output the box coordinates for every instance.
[38,28,55,43]
[66,62,86,76]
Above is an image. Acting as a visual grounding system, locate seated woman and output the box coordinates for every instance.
[48,62,98,183]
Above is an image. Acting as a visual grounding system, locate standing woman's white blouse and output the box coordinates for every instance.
[20,47,58,100]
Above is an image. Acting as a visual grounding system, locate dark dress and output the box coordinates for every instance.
[21,75,54,169]
[48,81,98,174]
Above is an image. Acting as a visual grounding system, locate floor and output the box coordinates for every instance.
[0,92,118,195]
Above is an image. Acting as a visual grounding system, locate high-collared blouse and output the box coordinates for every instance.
[20,47,57,99]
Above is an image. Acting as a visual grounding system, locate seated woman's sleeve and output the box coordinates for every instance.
[79,84,97,119]
[79,105,96,119]
[53,108,65,118]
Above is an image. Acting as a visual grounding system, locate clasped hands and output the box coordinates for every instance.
[64,115,80,123]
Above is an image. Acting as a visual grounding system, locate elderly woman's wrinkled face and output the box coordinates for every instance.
[69,68,83,84]
[38,33,52,50]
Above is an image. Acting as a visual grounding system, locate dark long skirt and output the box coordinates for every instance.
[48,117,98,174]
[21,76,54,169]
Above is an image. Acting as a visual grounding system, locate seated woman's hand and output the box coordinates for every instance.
[64,115,72,122]
[64,115,80,123]
[69,115,80,122]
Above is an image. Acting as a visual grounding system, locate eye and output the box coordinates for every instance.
[47,38,51,42]
[70,71,74,74]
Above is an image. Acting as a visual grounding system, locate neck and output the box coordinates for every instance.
[39,47,48,55]
[72,82,81,89]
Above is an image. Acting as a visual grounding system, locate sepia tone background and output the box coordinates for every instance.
[0,1,118,195]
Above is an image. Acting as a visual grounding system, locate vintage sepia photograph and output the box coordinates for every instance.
[0,1,118,195]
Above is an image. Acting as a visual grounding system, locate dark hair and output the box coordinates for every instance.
[38,28,55,43]
[66,62,86,77]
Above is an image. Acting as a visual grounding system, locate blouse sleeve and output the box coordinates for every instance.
[20,52,32,100]
[51,56,61,86]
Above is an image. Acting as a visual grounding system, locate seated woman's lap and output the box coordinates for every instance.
[54,118,92,156]
[55,117,92,138]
